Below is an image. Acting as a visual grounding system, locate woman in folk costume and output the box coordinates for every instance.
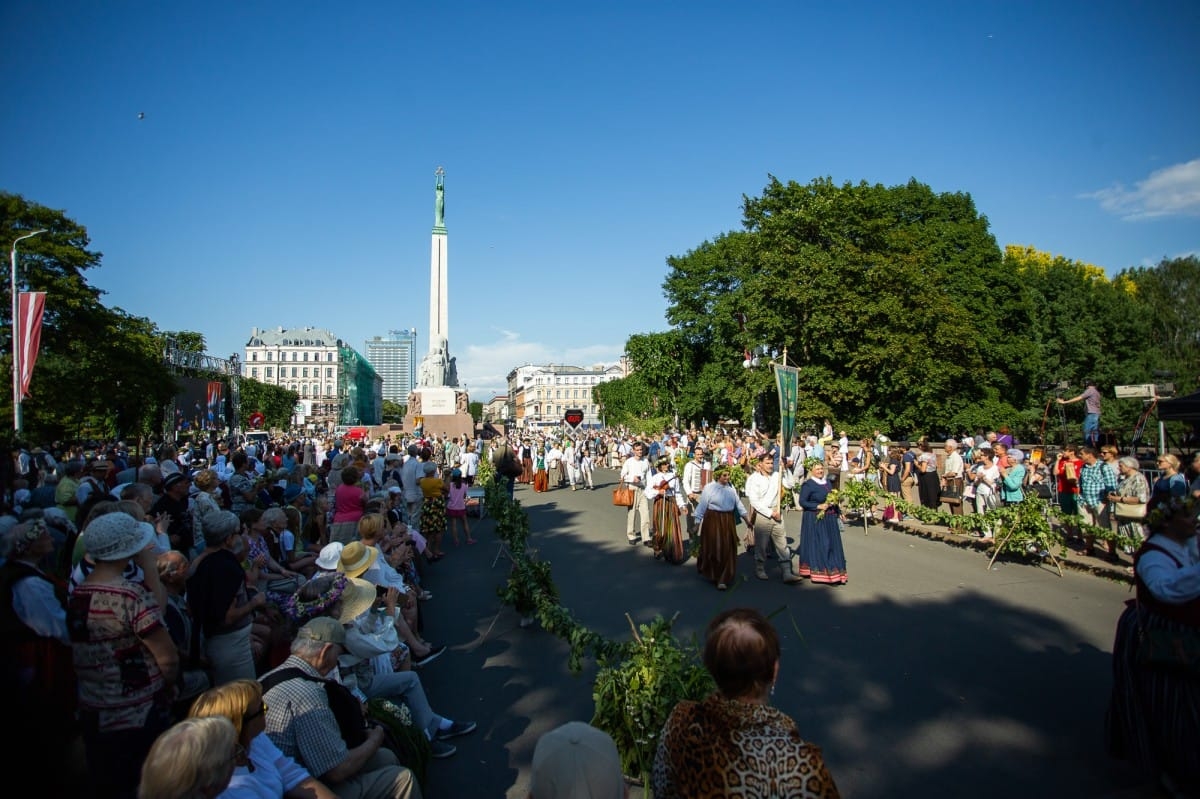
[532,446,549,493]
[646,456,688,564]
[796,460,848,585]
[693,466,754,591]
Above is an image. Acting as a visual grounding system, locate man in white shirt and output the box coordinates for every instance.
[545,442,565,489]
[941,439,965,516]
[619,442,652,546]
[744,452,803,583]
[400,444,424,526]
[681,447,711,536]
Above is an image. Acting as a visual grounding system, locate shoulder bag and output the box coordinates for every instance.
[612,481,635,508]
[1114,499,1147,521]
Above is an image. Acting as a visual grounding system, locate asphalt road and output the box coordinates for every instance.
[416,472,1157,799]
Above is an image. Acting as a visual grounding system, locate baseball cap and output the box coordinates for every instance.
[530,721,624,799]
[295,616,345,646]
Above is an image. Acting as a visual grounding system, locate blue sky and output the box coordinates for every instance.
[3,1,1198,402]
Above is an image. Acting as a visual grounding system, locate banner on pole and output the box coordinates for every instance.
[773,364,799,451]
[17,292,46,400]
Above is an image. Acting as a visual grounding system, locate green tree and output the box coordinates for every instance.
[468,401,483,421]
[662,176,1035,438]
[238,378,299,431]
[2,192,181,442]
[624,331,691,426]
[381,400,405,423]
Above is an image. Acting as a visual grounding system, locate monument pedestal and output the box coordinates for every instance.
[405,387,474,440]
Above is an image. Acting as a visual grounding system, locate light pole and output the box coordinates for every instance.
[10,229,46,434]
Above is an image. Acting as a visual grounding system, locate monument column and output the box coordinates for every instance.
[430,166,448,347]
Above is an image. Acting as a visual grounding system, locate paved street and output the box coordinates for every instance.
[418,472,1155,798]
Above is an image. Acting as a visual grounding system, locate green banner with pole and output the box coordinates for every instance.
[774,364,799,455]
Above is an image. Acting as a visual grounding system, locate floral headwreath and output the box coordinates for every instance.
[1146,494,1199,532]
[804,456,824,470]
[281,573,348,623]
[7,518,47,556]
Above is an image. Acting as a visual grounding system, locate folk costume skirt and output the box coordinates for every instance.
[797,509,848,584]
[652,496,687,565]
[1106,600,1200,791]
[696,509,738,587]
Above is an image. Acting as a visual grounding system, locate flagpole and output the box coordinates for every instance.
[10,229,46,434]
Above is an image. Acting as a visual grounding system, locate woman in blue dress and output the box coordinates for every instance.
[796,461,848,585]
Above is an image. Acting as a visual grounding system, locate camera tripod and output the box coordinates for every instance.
[1038,392,1071,448]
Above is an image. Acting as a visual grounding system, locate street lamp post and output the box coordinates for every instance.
[10,229,47,434]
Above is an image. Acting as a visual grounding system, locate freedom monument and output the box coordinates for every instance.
[406,168,474,440]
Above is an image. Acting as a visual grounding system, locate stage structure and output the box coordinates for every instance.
[161,340,241,444]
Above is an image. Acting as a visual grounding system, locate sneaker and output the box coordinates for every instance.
[436,720,477,740]
[627,538,639,546]
[429,738,457,759]
[755,565,768,580]
[716,582,727,591]
[413,645,446,668]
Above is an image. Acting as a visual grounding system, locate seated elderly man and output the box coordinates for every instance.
[261,617,422,799]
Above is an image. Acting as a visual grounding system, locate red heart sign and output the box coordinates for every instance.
[564,409,584,429]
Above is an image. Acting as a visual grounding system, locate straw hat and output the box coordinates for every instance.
[337,540,378,579]
[337,577,378,624]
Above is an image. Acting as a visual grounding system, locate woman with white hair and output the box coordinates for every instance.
[1108,456,1151,548]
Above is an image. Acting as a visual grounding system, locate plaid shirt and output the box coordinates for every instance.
[262,656,351,779]
[1078,461,1117,507]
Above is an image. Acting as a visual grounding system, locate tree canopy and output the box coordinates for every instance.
[2,192,207,443]
[607,177,1198,445]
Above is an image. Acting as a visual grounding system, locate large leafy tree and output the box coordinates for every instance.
[1,192,181,443]
[661,177,1036,439]
[238,378,299,431]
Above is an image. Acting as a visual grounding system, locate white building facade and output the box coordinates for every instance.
[506,363,623,430]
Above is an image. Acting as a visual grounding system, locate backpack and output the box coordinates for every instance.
[259,667,367,747]
[496,449,522,478]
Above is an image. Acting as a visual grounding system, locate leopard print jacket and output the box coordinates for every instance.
[651,695,840,798]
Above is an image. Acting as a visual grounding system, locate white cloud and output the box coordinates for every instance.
[1082,158,1200,220]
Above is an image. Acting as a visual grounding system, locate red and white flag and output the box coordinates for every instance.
[17,291,46,399]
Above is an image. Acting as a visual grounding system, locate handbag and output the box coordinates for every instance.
[1135,607,1200,677]
[1114,500,1147,521]
[939,489,962,506]
[265,575,302,594]
[612,481,635,508]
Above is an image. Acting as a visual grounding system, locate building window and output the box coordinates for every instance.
[266,352,273,362]
[301,385,308,397]
[266,367,273,378]
[326,368,333,378]
[302,368,309,378]
[251,353,257,362]
[251,367,258,378]
[291,367,298,378]
[326,384,333,396]
[328,353,334,362]
[303,352,309,362]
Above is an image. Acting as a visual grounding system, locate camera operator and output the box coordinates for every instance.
[1057,380,1102,448]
